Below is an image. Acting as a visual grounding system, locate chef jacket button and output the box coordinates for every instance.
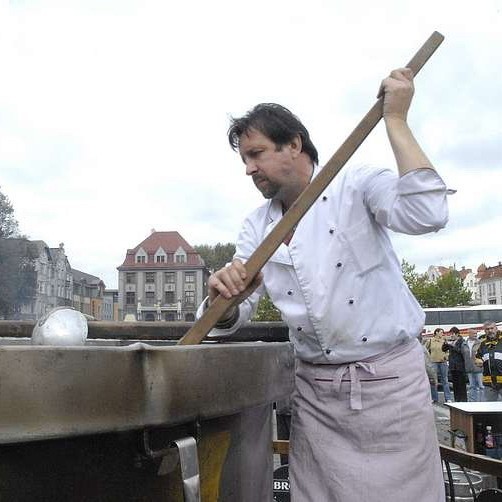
[297,326,303,331]
[325,349,331,354]
[348,299,354,305]
[336,262,342,267]
[322,196,327,201]
[287,290,293,295]
[362,337,368,342]
[329,228,334,234]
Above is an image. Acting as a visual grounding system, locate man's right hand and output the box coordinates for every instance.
[208,258,263,305]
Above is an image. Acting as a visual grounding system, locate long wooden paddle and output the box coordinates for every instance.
[179,31,445,346]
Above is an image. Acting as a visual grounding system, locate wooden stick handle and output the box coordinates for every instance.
[179,31,445,346]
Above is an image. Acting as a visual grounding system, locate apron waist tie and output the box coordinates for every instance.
[333,362,376,410]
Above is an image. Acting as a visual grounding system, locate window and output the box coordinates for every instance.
[126,272,136,284]
[439,311,462,325]
[165,291,175,303]
[145,272,155,283]
[462,310,480,325]
[126,292,136,305]
[165,272,175,283]
[425,311,439,326]
[185,272,195,283]
[137,255,146,264]
[156,255,165,263]
[185,290,195,305]
[145,291,155,305]
[175,255,186,263]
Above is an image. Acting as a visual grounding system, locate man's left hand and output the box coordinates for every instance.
[378,67,415,121]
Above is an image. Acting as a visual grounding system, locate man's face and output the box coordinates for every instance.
[238,129,300,200]
[484,323,497,339]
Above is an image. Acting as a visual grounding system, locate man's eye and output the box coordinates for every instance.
[250,150,262,158]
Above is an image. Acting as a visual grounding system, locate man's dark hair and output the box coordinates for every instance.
[450,327,460,335]
[228,103,319,165]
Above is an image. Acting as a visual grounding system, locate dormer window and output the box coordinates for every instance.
[174,246,187,264]
[154,247,167,264]
[135,248,147,264]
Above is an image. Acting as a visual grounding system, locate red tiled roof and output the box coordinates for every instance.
[431,265,473,280]
[458,268,472,280]
[117,231,205,269]
[437,266,451,276]
[477,262,502,281]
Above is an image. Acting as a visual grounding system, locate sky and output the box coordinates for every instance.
[0,0,501,289]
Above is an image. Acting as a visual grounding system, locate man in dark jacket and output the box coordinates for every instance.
[475,321,502,401]
[443,326,467,402]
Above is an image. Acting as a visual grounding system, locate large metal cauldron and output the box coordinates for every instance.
[0,323,294,502]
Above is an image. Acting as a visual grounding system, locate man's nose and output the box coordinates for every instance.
[245,160,258,176]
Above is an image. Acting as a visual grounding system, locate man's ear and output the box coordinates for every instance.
[289,134,303,158]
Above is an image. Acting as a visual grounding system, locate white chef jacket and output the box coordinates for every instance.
[198,164,453,364]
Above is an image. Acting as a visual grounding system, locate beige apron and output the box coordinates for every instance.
[289,339,445,502]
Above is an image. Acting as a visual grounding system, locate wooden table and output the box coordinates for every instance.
[446,402,502,453]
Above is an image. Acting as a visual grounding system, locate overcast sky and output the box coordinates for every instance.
[1,0,501,289]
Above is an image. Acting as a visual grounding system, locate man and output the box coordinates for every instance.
[426,327,453,403]
[199,68,449,500]
[442,327,467,402]
[476,321,502,401]
[420,332,438,401]
[462,328,483,401]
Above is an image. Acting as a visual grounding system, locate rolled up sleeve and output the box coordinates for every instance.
[364,167,455,235]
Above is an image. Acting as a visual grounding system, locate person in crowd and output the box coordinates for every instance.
[442,326,467,402]
[425,328,453,403]
[199,67,450,500]
[421,333,438,402]
[476,320,502,401]
[462,328,484,401]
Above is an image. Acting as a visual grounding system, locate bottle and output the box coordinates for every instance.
[485,426,495,449]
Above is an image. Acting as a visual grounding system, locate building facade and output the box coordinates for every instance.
[17,241,73,320]
[117,231,209,321]
[458,267,480,304]
[72,269,106,319]
[477,262,502,305]
[103,289,120,321]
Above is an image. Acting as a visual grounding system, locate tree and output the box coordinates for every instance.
[0,187,37,319]
[431,272,472,308]
[401,259,472,308]
[253,294,282,321]
[0,238,37,319]
[194,242,236,272]
[0,186,19,238]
